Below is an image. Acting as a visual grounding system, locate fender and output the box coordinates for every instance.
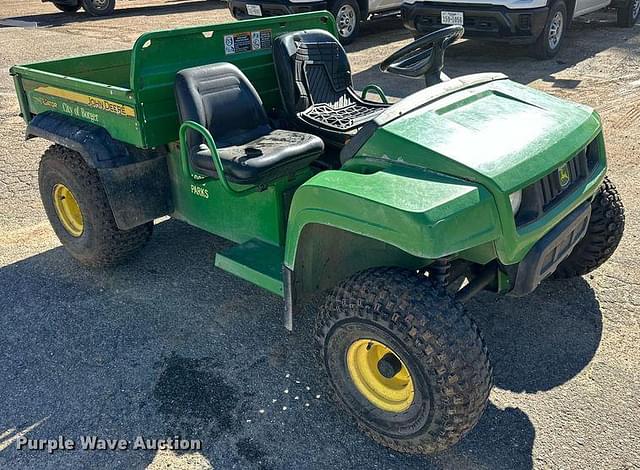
[27,112,172,230]
[284,166,501,270]
[282,166,502,327]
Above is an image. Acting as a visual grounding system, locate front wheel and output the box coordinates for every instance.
[81,0,116,16]
[53,2,81,12]
[617,0,640,27]
[316,268,493,454]
[532,0,567,59]
[330,0,361,45]
[554,176,625,278]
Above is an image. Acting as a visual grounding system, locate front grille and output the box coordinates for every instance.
[515,137,600,226]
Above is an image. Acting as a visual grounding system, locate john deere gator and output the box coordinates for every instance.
[10,15,624,454]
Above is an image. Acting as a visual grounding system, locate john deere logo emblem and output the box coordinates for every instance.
[558,164,571,188]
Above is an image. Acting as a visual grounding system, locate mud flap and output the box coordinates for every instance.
[98,156,173,230]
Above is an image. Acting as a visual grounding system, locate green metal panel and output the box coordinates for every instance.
[20,77,143,146]
[165,143,310,247]
[283,166,501,269]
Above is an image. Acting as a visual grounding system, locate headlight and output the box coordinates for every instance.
[509,190,522,215]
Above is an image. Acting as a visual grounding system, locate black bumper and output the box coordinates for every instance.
[509,202,592,297]
[229,0,326,19]
[401,2,548,44]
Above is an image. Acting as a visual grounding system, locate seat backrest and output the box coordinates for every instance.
[175,62,271,148]
[273,29,353,116]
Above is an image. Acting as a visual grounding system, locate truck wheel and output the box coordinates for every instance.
[532,0,567,59]
[554,176,625,278]
[81,0,116,16]
[331,0,361,45]
[316,268,492,454]
[617,0,640,27]
[53,2,81,12]
[39,145,153,267]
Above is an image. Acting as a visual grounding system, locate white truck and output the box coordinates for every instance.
[229,0,404,43]
[402,0,639,58]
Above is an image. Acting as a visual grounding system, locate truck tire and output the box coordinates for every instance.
[330,0,361,45]
[39,145,153,267]
[616,0,640,27]
[554,176,625,279]
[81,0,116,16]
[532,0,567,59]
[53,2,81,12]
[316,268,492,454]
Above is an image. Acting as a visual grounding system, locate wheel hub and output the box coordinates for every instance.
[336,5,356,38]
[346,339,415,413]
[548,11,563,49]
[633,0,640,19]
[90,0,109,10]
[52,183,84,237]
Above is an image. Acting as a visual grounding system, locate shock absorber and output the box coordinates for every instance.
[429,258,451,287]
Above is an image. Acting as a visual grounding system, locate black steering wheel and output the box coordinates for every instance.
[380,26,464,86]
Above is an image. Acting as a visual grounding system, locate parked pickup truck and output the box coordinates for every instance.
[402,0,640,58]
[229,0,403,42]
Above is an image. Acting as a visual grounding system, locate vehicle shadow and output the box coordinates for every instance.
[466,279,602,393]
[0,219,603,468]
[351,10,639,95]
[0,0,227,29]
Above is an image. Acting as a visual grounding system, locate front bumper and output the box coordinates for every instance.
[508,201,591,296]
[229,0,326,19]
[401,2,548,44]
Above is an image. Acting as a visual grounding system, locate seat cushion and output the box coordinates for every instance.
[192,129,324,184]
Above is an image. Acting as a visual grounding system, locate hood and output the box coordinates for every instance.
[358,78,602,194]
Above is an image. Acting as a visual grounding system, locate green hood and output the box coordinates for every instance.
[357,78,602,194]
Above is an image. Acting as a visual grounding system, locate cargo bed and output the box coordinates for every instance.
[10,12,336,148]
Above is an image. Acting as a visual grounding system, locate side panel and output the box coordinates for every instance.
[284,167,501,269]
[18,77,142,147]
[165,144,309,247]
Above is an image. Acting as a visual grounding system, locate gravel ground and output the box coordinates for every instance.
[0,1,639,469]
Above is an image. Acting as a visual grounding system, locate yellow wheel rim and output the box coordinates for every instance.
[52,183,84,237]
[346,339,415,413]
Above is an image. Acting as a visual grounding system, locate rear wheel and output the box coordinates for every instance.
[316,268,492,454]
[81,0,116,16]
[53,2,81,12]
[617,0,640,27]
[532,0,567,59]
[554,176,625,278]
[39,145,153,267]
[331,0,361,45]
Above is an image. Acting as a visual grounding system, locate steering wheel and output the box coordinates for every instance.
[380,26,464,86]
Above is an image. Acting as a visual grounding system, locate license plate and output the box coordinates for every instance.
[441,11,463,25]
[246,4,262,16]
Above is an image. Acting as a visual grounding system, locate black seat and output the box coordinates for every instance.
[175,62,324,185]
[273,29,389,147]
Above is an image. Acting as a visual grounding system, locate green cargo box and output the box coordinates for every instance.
[10,12,337,148]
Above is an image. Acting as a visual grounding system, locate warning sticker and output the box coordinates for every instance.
[224,29,272,55]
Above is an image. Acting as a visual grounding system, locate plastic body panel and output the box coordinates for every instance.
[284,166,501,269]
[348,78,606,265]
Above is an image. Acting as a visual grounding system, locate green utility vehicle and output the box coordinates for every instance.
[10,14,624,454]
